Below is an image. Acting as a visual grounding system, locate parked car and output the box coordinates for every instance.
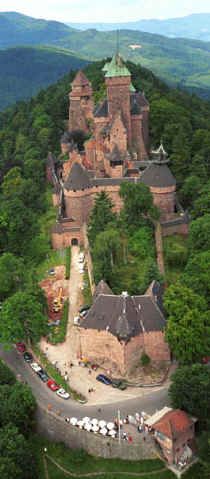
[56,388,70,399]
[37,369,49,382]
[79,305,90,314]
[48,268,55,276]
[15,342,26,353]
[74,316,80,325]
[30,362,42,373]
[47,379,60,391]
[23,351,33,362]
[96,374,112,385]
[80,310,88,318]
[111,379,127,390]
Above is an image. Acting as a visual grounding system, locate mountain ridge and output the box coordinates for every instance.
[67,13,210,42]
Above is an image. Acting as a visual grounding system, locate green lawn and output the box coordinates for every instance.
[34,436,203,479]
[34,437,173,478]
[36,248,66,282]
[163,235,188,285]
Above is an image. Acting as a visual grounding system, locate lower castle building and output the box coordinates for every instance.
[78,281,170,375]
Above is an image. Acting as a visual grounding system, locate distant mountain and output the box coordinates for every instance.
[0,47,88,110]
[1,12,210,101]
[68,13,210,42]
[0,11,73,48]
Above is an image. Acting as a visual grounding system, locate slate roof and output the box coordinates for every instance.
[140,163,176,188]
[64,162,91,191]
[95,100,108,118]
[80,292,166,341]
[93,280,113,301]
[153,410,193,440]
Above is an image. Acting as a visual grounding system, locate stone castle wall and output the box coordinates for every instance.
[143,331,171,362]
[35,403,156,460]
[78,326,170,375]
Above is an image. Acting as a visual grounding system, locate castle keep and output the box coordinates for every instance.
[48,53,189,248]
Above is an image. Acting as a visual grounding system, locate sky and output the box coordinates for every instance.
[1,0,210,23]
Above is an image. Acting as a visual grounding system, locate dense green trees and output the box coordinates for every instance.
[119,182,158,230]
[0,425,36,479]
[169,364,210,427]
[0,291,47,344]
[0,361,37,478]
[164,284,210,363]
[0,253,25,300]
[88,192,116,245]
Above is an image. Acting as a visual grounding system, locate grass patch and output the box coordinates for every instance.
[33,345,86,402]
[83,269,92,306]
[48,299,69,345]
[36,248,66,282]
[65,246,71,279]
[163,235,188,285]
[33,436,174,478]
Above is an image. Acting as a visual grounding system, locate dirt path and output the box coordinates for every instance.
[45,454,167,478]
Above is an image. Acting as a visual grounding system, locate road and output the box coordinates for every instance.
[0,345,169,421]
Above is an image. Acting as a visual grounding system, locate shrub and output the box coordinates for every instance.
[141,353,151,367]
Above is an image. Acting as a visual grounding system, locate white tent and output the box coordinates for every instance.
[107,422,115,430]
[70,417,78,426]
[99,420,107,428]
[100,427,108,436]
[91,418,98,425]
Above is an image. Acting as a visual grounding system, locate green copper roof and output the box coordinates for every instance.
[104,53,131,78]
[130,83,136,92]
[102,62,109,72]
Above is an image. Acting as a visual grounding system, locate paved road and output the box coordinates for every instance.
[0,345,170,421]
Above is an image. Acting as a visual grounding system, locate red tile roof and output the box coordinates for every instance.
[153,410,193,439]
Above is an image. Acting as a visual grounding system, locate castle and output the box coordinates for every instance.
[47,53,189,248]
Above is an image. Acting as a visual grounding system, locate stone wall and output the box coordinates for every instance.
[35,403,156,460]
[143,331,170,362]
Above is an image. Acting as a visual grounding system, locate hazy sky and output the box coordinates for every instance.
[1,0,210,23]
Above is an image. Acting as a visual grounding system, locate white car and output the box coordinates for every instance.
[56,388,70,400]
[74,316,80,325]
[30,362,42,373]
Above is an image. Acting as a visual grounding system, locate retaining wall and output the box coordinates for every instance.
[36,403,156,460]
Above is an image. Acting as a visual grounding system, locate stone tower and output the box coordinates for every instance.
[69,70,93,132]
[104,54,132,147]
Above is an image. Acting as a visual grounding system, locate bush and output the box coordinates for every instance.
[141,353,151,367]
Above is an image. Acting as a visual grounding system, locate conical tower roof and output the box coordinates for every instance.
[141,144,176,188]
[64,162,90,191]
[72,70,91,87]
[104,53,131,78]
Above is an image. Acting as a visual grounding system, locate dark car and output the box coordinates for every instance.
[111,379,127,390]
[37,369,49,382]
[96,374,112,385]
[23,351,33,362]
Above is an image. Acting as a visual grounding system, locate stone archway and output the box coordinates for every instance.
[71,238,78,246]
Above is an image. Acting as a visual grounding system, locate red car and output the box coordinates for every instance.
[47,379,60,391]
[16,342,26,353]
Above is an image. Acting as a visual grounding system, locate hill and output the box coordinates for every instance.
[1,12,210,100]
[0,47,89,110]
[0,11,72,48]
[68,13,210,42]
